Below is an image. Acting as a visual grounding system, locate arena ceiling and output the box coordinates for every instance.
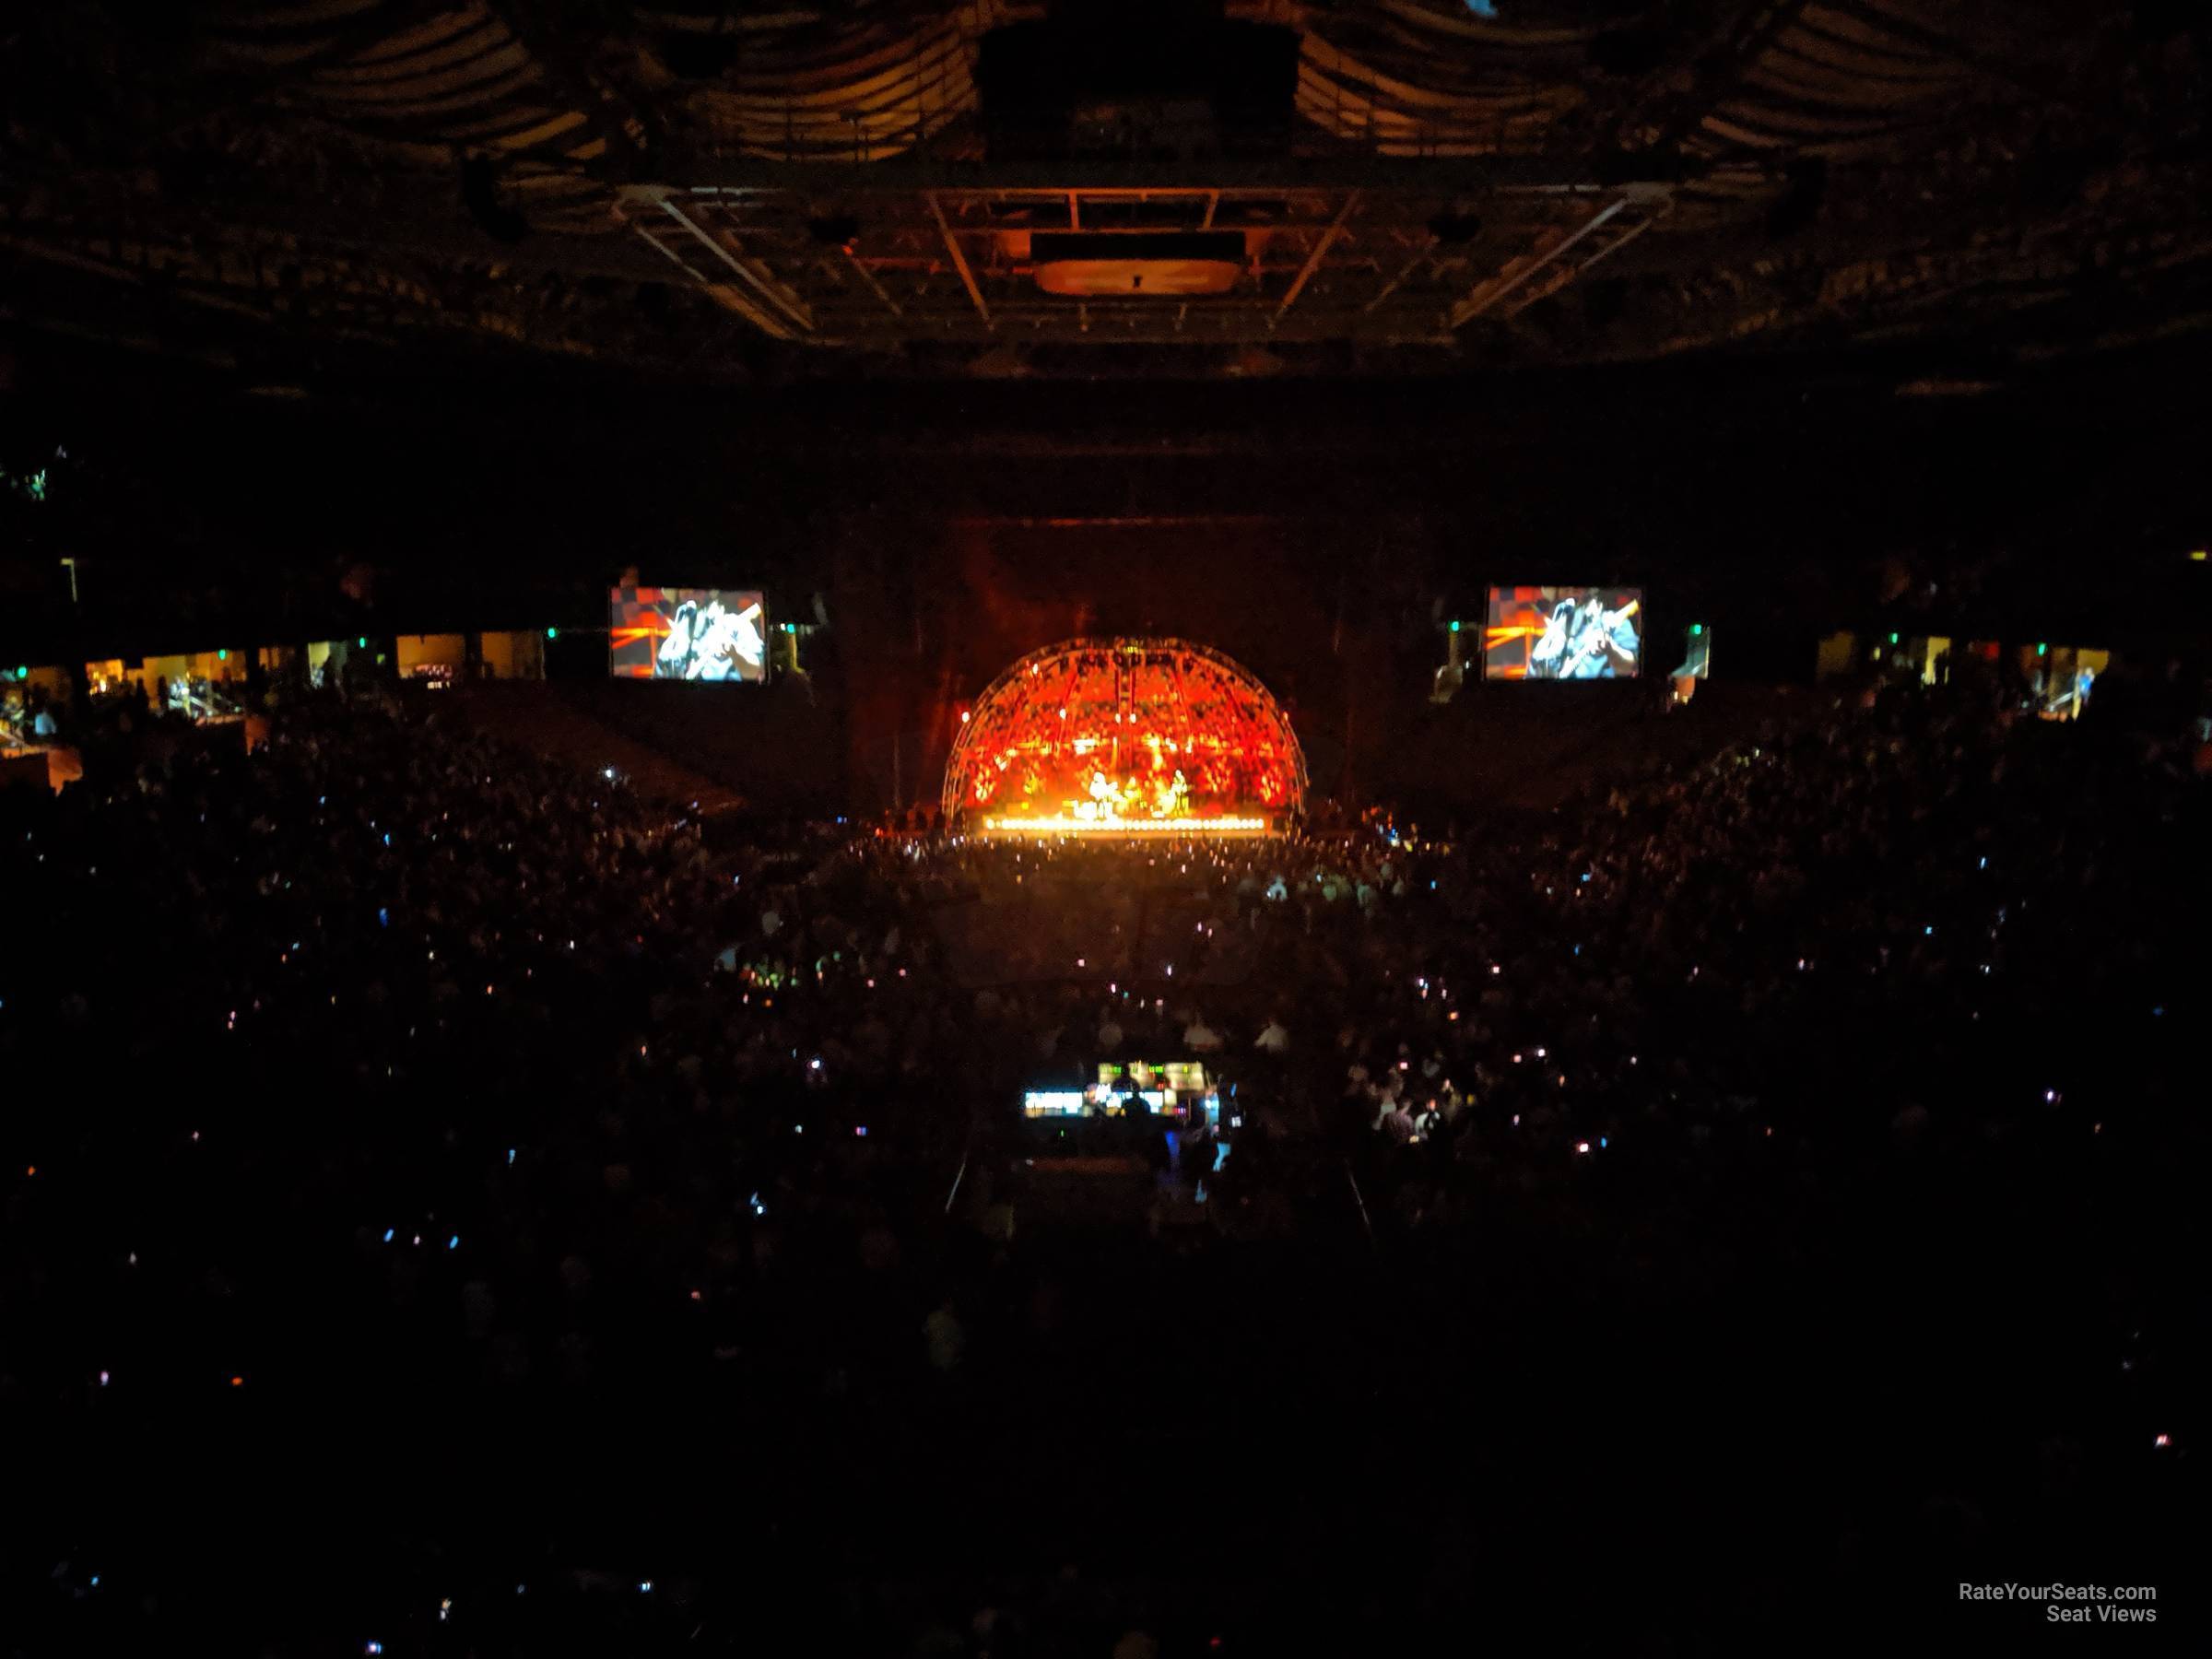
[0,3,2205,382]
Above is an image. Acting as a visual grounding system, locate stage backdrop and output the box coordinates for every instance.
[825,512,1426,813]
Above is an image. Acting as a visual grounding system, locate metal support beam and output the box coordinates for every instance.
[1449,196,1628,329]
[1276,189,1360,321]
[633,157,1654,194]
[1364,238,1438,314]
[1552,205,1662,289]
[658,199,813,333]
[630,223,795,339]
[928,192,992,327]
[840,250,903,317]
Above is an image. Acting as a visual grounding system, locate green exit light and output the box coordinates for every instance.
[1688,623,1704,637]
[1888,632,1900,645]
[12,666,25,679]
[2036,642,2048,656]
[218,649,229,662]
[546,627,559,640]
[1449,619,1462,634]
[358,637,368,649]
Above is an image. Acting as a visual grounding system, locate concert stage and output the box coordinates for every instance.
[944,638,1305,835]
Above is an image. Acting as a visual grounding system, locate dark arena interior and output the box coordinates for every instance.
[3,5,2209,1654]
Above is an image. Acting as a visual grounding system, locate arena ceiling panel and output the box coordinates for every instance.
[0,3,2203,381]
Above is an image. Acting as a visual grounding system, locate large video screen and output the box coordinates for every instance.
[1484,586,1643,680]
[609,587,768,683]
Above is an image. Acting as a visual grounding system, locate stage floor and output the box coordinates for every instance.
[971,814,1276,838]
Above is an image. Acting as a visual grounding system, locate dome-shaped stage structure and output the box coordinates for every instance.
[944,639,1306,835]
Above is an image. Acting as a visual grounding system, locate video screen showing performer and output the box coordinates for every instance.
[608,586,768,683]
[1484,586,1643,680]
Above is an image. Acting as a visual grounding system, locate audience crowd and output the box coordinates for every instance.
[2,676,2198,1655]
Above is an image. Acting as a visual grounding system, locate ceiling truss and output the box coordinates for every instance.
[612,172,1678,349]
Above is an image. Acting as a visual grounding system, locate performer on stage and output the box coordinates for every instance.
[1530,594,1641,679]
[655,595,766,681]
[1528,599,1575,675]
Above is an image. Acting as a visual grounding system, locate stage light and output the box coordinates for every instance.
[2190,550,2206,561]
[981,814,1270,837]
